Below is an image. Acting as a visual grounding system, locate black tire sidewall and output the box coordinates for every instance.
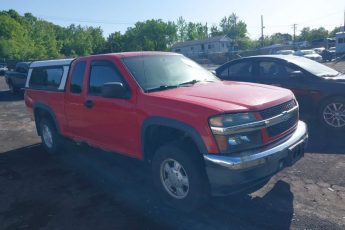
[318,97,345,131]
[40,119,59,154]
[152,142,209,212]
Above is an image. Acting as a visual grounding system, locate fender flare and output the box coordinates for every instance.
[141,116,209,160]
[32,102,60,135]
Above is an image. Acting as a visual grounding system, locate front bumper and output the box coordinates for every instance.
[203,121,308,195]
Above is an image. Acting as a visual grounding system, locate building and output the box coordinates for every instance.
[171,36,236,60]
[335,31,345,54]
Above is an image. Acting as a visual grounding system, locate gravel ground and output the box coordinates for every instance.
[0,62,345,230]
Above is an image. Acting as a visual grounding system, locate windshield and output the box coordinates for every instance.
[122,55,219,92]
[290,57,340,77]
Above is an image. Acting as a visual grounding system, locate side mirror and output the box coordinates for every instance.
[211,70,216,75]
[102,82,129,99]
[289,70,304,78]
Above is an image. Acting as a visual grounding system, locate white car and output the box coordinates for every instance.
[313,47,325,54]
[294,50,322,62]
[276,50,295,55]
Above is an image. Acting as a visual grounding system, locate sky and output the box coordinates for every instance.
[1,0,344,39]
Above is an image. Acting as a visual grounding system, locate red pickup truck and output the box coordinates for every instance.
[25,52,308,210]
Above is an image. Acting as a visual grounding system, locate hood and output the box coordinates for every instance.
[149,81,294,113]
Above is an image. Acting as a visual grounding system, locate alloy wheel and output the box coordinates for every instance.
[160,158,189,199]
[323,102,345,128]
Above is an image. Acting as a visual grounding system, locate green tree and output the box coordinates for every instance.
[122,19,177,51]
[219,13,247,39]
[210,25,223,37]
[298,27,329,42]
[107,31,124,52]
[0,11,34,59]
[329,26,343,37]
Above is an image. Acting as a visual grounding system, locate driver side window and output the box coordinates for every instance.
[88,60,124,96]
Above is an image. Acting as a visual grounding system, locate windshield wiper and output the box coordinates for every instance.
[178,79,201,86]
[145,79,215,93]
[145,85,178,93]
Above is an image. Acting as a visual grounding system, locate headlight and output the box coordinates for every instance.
[209,113,256,127]
[209,113,263,154]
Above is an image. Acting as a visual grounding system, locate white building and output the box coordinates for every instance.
[171,36,236,59]
[335,31,345,54]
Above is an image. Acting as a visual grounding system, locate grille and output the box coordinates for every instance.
[260,100,297,119]
[267,110,298,136]
[260,100,298,137]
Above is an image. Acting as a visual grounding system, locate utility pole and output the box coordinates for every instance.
[343,9,345,32]
[261,15,264,47]
[293,24,297,45]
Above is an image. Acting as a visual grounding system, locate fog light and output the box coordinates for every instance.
[228,135,251,146]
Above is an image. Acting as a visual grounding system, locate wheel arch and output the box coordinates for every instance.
[141,116,208,163]
[33,103,60,136]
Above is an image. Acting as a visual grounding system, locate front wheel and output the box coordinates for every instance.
[152,141,209,212]
[319,97,345,131]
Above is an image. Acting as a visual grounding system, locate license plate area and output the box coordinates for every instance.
[285,142,305,166]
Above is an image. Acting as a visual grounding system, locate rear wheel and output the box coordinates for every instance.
[152,141,209,212]
[39,118,62,154]
[319,97,345,131]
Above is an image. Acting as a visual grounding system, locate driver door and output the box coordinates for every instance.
[81,59,137,156]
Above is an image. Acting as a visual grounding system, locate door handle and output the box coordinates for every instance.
[84,100,94,109]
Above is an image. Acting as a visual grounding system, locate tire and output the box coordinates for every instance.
[152,141,209,212]
[39,118,62,154]
[318,97,345,131]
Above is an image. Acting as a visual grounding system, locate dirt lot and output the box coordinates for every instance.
[0,62,345,230]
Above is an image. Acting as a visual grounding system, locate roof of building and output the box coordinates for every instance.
[171,36,232,49]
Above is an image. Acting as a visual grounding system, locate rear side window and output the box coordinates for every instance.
[29,66,64,90]
[70,61,86,94]
[88,60,124,96]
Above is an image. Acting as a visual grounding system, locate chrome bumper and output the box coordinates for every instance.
[203,121,308,195]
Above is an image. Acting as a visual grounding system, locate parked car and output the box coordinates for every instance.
[276,50,295,55]
[313,47,325,55]
[321,47,336,62]
[5,62,30,93]
[294,49,322,62]
[215,55,345,130]
[25,52,307,211]
[0,63,8,75]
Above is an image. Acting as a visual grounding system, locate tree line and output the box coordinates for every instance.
[0,10,343,60]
